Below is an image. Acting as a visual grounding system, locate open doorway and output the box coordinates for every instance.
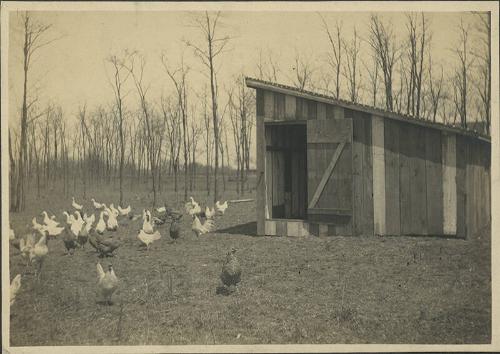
[265,123,308,220]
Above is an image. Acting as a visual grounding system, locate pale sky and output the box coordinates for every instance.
[7,9,484,165]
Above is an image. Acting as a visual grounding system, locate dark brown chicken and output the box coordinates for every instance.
[220,248,241,289]
[169,214,183,240]
[89,233,121,257]
[63,228,78,255]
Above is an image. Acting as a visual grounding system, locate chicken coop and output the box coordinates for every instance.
[246,78,491,238]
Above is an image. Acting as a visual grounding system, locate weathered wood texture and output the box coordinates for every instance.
[351,110,374,236]
[256,89,266,235]
[456,135,467,238]
[425,129,443,235]
[372,115,386,236]
[442,133,457,235]
[384,119,400,235]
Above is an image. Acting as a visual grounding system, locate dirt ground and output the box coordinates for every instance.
[8,183,491,345]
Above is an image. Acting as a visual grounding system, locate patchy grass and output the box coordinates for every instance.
[8,183,490,345]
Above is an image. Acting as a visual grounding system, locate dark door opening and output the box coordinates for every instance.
[265,123,308,220]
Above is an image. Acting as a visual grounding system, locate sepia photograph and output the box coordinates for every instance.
[1,1,498,352]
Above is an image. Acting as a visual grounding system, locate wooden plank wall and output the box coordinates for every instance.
[256,89,266,235]
[372,115,386,236]
[258,87,491,238]
[384,119,400,235]
[350,109,374,236]
[442,133,457,235]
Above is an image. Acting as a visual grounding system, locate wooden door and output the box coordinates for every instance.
[307,119,353,224]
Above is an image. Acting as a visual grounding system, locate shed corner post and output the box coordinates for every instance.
[372,115,386,236]
[256,89,266,236]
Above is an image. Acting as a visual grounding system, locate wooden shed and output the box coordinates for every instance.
[246,78,491,239]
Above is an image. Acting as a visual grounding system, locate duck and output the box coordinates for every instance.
[215,200,228,215]
[118,205,131,216]
[155,206,166,213]
[96,211,106,234]
[105,211,118,231]
[220,247,242,290]
[62,211,75,225]
[41,211,59,228]
[84,213,95,232]
[30,230,49,279]
[72,197,83,210]
[169,215,183,241]
[62,228,79,255]
[45,224,65,237]
[205,206,216,219]
[96,263,119,305]
[109,204,120,218]
[185,197,202,216]
[142,211,154,234]
[90,234,121,257]
[192,215,215,237]
[10,274,22,306]
[137,229,161,250]
[70,212,84,237]
[91,198,104,209]
[32,217,46,232]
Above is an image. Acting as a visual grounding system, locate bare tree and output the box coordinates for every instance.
[451,19,474,128]
[472,12,491,134]
[342,27,362,103]
[363,55,380,107]
[107,52,132,206]
[368,15,399,111]
[185,11,230,203]
[256,48,281,82]
[427,56,445,123]
[289,50,315,90]
[162,55,190,201]
[12,12,57,211]
[319,15,343,98]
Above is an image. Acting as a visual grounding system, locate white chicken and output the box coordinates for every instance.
[45,224,65,237]
[205,206,216,219]
[32,217,45,232]
[142,211,154,234]
[215,200,228,215]
[72,197,83,210]
[155,206,166,213]
[91,198,104,209]
[118,205,131,216]
[41,211,59,228]
[137,229,161,250]
[105,211,118,231]
[10,228,15,240]
[71,212,84,237]
[84,213,95,232]
[62,211,75,225]
[10,274,22,306]
[96,211,106,235]
[109,204,120,218]
[30,230,49,279]
[96,263,119,305]
[192,215,216,237]
[19,233,36,262]
[185,197,202,216]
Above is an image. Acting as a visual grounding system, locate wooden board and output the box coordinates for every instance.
[384,119,400,236]
[372,115,386,236]
[307,100,318,120]
[272,150,285,218]
[256,89,266,235]
[307,119,353,144]
[334,106,345,119]
[265,149,273,219]
[399,122,412,235]
[411,126,428,235]
[274,92,285,120]
[456,136,467,238]
[317,102,326,120]
[442,132,457,235]
[265,219,276,236]
[352,115,364,235]
[425,129,443,235]
[285,94,296,120]
[362,116,374,236]
[264,90,275,119]
[276,219,287,236]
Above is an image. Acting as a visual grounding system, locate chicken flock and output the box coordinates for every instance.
[9,195,240,307]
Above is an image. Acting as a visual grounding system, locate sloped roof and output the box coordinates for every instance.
[245,77,490,143]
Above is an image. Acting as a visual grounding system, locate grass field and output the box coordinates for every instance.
[8,181,491,345]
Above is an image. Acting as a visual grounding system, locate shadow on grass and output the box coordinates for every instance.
[217,221,257,237]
